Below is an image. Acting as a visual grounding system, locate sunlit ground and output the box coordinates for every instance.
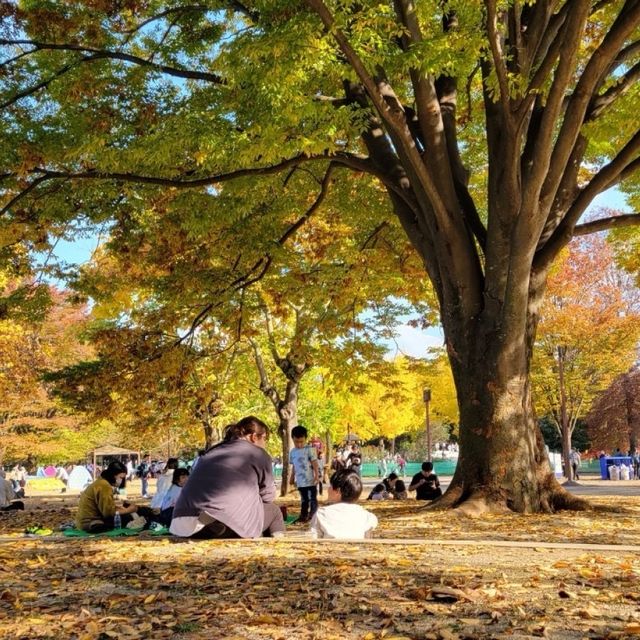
[1,479,639,639]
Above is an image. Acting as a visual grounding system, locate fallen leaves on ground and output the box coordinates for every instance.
[1,538,640,639]
[1,492,640,639]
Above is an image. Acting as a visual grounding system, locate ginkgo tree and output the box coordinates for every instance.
[531,234,640,480]
[333,354,458,447]
[2,0,640,512]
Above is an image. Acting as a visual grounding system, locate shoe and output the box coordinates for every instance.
[291,517,310,525]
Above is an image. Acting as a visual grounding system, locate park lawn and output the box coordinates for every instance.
[1,494,640,639]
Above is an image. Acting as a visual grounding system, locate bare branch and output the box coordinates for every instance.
[0,39,224,84]
[0,60,81,109]
[120,5,210,40]
[277,164,334,246]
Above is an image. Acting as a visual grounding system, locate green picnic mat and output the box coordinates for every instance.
[63,525,171,537]
[63,527,143,537]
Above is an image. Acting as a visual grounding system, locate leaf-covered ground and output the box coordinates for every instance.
[1,487,640,639]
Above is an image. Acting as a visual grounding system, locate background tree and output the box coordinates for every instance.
[531,234,640,479]
[586,367,640,454]
[0,281,92,465]
[1,1,639,511]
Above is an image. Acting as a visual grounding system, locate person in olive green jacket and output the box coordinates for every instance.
[75,461,138,532]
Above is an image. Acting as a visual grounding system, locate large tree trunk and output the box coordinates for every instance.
[433,307,589,515]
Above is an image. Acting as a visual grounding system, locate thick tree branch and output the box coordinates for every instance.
[304,0,451,227]
[588,59,640,120]
[539,0,640,212]
[615,40,640,66]
[0,153,346,217]
[535,132,640,269]
[527,0,569,78]
[574,213,640,236]
[249,339,280,408]
[521,0,590,212]
[259,301,282,366]
[485,0,514,118]
[0,175,52,216]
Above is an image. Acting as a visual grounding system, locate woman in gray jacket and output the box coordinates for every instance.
[170,416,285,539]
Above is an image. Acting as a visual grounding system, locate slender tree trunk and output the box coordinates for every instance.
[277,380,299,496]
[558,346,574,481]
[623,375,637,453]
[202,422,214,449]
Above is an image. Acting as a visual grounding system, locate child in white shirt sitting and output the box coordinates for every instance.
[310,469,378,539]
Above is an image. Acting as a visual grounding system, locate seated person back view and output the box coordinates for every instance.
[170,416,285,539]
[367,483,388,500]
[0,469,24,511]
[392,479,408,500]
[75,461,139,532]
[409,461,442,500]
[310,469,378,539]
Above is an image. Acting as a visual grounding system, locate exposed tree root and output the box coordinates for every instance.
[417,484,464,512]
[546,479,591,512]
[453,494,512,517]
[418,478,593,516]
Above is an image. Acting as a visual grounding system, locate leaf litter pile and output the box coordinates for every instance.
[1,495,640,639]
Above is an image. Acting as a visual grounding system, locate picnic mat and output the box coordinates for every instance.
[63,526,171,537]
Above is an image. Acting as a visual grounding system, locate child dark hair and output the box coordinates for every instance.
[367,483,386,500]
[101,461,127,486]
[166,458,179,470]
[291,425,308,439]
[172,468,189,485]
[421,461,434,472]
[394,479,406,492]
[387,472,398,482]
[329,469,362,503]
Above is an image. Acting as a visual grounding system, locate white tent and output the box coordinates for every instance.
[67,465,92,490]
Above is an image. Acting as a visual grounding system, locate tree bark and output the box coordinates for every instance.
[557,345,574,481]
[430,307,589,514]
[276,380,299,497]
